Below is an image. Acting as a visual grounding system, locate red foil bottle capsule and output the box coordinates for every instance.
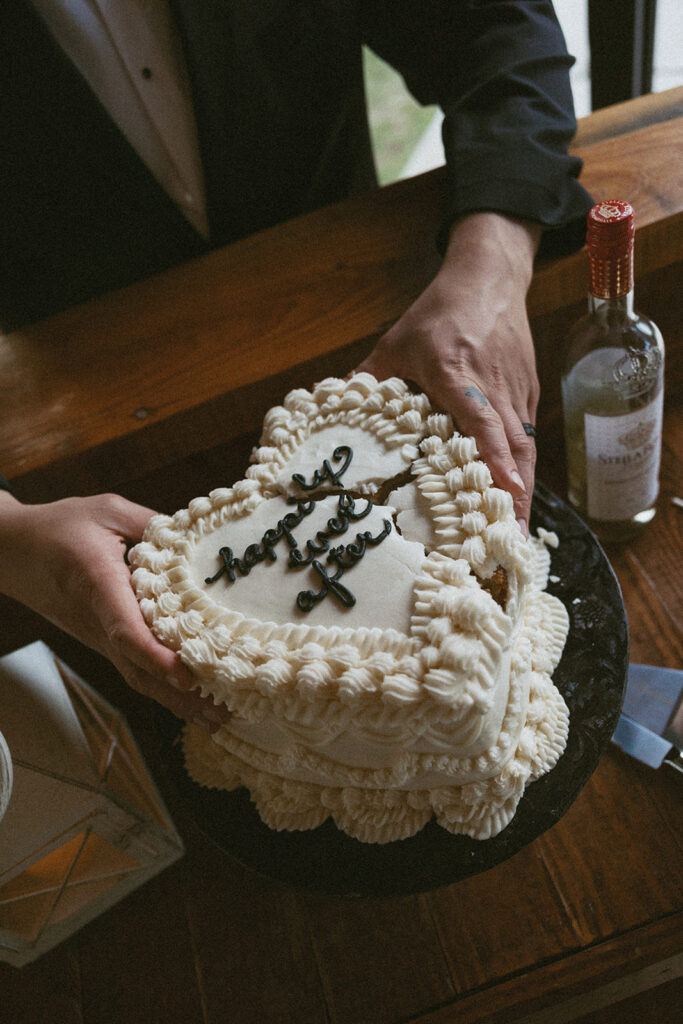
[586,200,635,299]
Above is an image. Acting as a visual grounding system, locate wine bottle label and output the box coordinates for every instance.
[584,392,663,520]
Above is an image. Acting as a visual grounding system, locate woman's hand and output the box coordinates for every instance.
[357,212,541,535]
[0,491,227,730]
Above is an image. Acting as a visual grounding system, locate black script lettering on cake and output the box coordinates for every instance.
[204,447,392,612]
[287,492,373,567]
[204,498,316,584]
[291,444,352,491]
[296,519,392,612]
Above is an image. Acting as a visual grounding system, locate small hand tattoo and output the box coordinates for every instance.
[464,385,489,407]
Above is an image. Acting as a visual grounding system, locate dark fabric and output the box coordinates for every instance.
[0,473,13,494]
[1,0,592,332]
[362,1,593,254]
[170,0,378,244]
[0,1,209,331]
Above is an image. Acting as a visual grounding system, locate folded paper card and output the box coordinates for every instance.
[612,664,683,771]
[0,642,183,967]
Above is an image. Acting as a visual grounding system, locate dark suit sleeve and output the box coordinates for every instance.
[362,0,593,255]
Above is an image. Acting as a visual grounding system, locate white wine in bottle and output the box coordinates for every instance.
[561,200,664,542]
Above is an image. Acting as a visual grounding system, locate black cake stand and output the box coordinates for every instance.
[156,483,628,896]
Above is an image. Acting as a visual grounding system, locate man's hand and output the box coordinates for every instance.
[357,212,541,535]
[0,491,227,730]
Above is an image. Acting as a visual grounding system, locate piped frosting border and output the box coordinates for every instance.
[130,374,570,842]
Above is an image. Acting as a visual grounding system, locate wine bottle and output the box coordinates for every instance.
[561,200,664,542]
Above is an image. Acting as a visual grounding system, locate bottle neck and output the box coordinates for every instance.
[588,289,635,317]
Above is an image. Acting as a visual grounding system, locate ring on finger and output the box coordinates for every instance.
[521,422,537,439]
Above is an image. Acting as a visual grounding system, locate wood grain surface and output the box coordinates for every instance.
[1,88,682,496]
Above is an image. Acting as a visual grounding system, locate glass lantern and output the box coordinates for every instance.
[0,642,183,968]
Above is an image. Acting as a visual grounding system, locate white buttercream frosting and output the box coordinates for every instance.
[130,374,569,843]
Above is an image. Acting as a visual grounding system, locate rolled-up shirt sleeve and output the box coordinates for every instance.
[363,0,593,255]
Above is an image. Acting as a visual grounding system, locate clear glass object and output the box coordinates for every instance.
[0,642,184,967]
[0,732,12,825]
[561,201,665,542]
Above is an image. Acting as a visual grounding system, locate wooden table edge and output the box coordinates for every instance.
[406,911,683,1024]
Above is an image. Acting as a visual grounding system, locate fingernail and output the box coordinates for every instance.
[517,517,529,538]
[167,673,194,691]
[511,471,526,494]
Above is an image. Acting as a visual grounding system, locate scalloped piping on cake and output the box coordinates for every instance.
[130,374,570,843]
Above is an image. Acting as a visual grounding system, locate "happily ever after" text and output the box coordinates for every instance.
[204,446,392,612]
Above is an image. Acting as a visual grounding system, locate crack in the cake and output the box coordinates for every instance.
[277,449,509,610]
[373,464,417,505]
[284,463,416,506]
[390,509,404,539]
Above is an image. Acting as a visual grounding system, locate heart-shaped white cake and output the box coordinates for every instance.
[130,374,569,843]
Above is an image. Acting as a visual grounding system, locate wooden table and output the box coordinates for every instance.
[1,89,681,1022]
